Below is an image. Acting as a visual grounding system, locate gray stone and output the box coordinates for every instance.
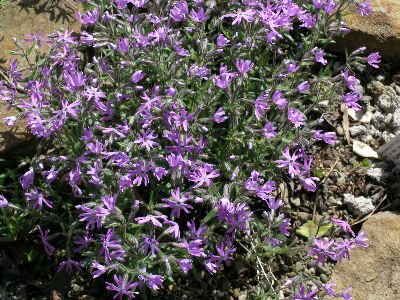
[381,131,395,143]
[349,125,367,136]
[336,125,344,136]
[366,167,388,182]
[238,295,247,300]
[320,274,329,283]
[343,193,374,216]
[295,261,304,271]
[392,108,400,129]
[330,212,400,299]
[290,197,301,207]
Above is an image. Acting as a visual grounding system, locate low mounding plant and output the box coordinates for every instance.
[0,0,379,298]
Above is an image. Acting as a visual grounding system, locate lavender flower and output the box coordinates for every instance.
[37,225,55,254]
[367,52,381,68]
[0,195,8,207]
[105,275,138,300]
[306,237,337,267]
[162,187,193,218]
[213,107,228,123]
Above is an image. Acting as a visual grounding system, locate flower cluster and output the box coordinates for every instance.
[0,0,376,298]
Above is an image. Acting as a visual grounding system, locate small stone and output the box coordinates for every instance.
[393,108,400,129]
[335,161,343,171]
[71,284,80,293]
[366,168,386,182]
[348,108,373,124]
[375,74,385,82]
[336,125,344,136]
[320,274,329,283]
[317,265,328,274]
[295,261,304,271]
[350,125,367,136]
[233,289,240,298]
[309,267,316,275]
[238,295,247,300]
[290,197,301,207]
[298,212,309,222]
[217,291,225,298]
[307,259,316,268]
[343,193,375,216]
[327,196,342,206]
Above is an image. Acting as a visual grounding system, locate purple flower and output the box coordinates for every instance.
[358,1,372,16]
[216,34,230,47]
[131,70,146,83]
[307,237,337,267]
[354,231,369,247]
[272,90,287,110]
[57,259,81,273]
[76,7,99,25]
[275,147,302,178]
[91,261,107,278]
[162,187,193,218]
[340,287,353,300]
[134,128,159,151]
[297,81,310,93]
[105,275,138,300]
[213,107,228,123]
[0,195,8,207]
[170,108,194,131]
[25,187,53,211]
[138,235,160,257]
[170,1,188,22]
[144,273,164,290]
[164,219,181,240]
[178,259,192,273]
[73,232,93,252]
[261,122,278,139]
[278,217,291,236]
[322,283,336,296]
[131,160,153,186]
[291,285,318,300]
[190,7,207,23]
[267,197,283,210]
[77,205,103,229]
[343,91,362,111]
[98,228,125,263]
[235,58,254,74]
[37,225,55,254]
[23,31,52,48]
[135,215,167,227]
[118,38,129,54]
[222,8,255,25]
[334,239,355,262]
[179,238,205,257]
[19,167,34,190]
[313,130,336,144]
[331,218,354,236]
[367,52,381,68]
[314,48,327,65]
[189,164,220,188]
[288,107,306,128]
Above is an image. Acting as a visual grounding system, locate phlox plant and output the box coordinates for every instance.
[0,0,379,298]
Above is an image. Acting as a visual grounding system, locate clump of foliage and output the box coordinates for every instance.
[0,0,379,298]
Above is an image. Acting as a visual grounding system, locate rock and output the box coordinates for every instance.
[392,108,400,129]
[366,167,387,182]
[336,125,344,136]
[330,211,400,299]
[320,274,328,283]
[349,125,367,136]
[377,94,399,112]
[295,261,304,271]
[290,197,301,207]
[329,1,400,61]
[371,111,389,130]
[343,193,374,216]
[238,295,247,300]
[348,108,373,124]
[381,131,395,143]
[327,196,342,206]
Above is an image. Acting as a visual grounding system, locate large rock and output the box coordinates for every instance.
[331,0,400,61]
[0,0,83,155]
[330,211,400,300]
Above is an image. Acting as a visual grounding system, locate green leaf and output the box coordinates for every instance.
[296,220,333,238]
[202,207,217,223]
[27,249,38,262]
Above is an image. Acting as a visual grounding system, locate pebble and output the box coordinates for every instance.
[343,193,375,216]
[349,125,367,136]
[308,259,316,268]
[335,161,343,171]
[290,197,301,207]
[336,125,344,136]
[366,168,385,182]
[233,288,240,298]
[238,295,247,300]
[295,261,304,271]
[393,108,400,129]
[320,274,329,283]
